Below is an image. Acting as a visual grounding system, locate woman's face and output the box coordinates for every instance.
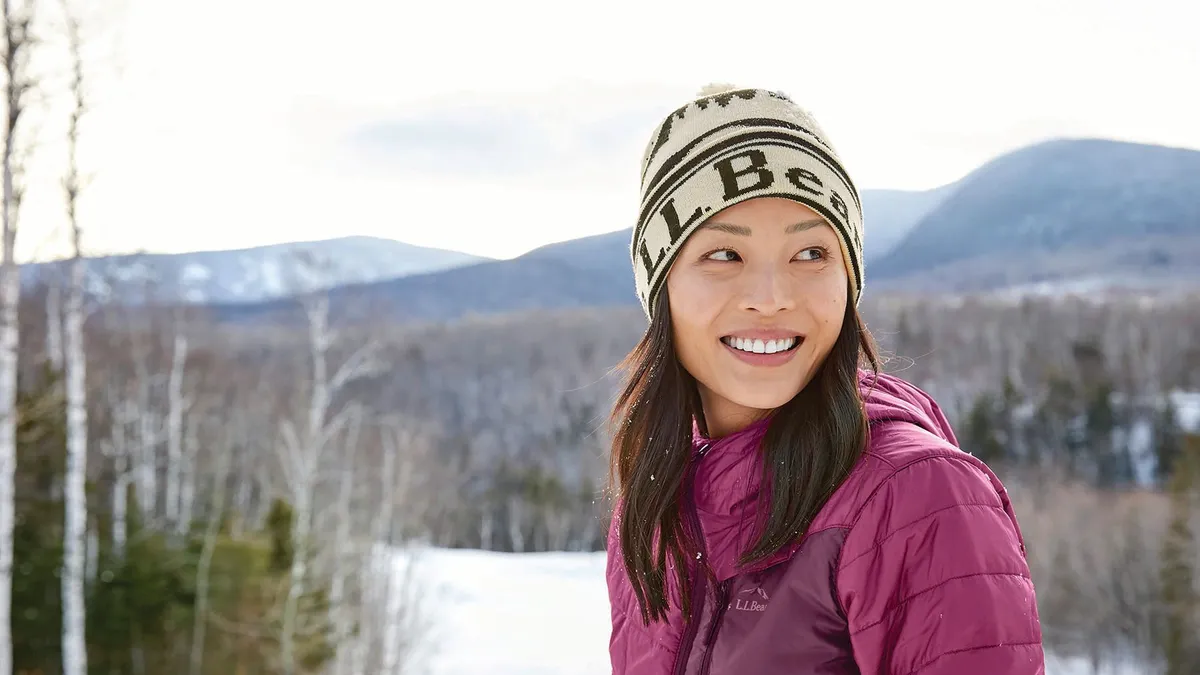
[666,197,848,437]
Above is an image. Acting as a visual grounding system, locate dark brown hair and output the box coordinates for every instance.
[607,284,880,625]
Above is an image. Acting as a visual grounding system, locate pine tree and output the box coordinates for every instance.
[11,369,194,674]
[964,393,1005,466]
[1086,381,1124,488]
[1154,399,1183,487]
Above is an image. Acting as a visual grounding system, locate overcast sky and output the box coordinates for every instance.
[20,0,1200,262]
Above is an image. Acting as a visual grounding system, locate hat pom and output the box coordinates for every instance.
[695,82,743,97]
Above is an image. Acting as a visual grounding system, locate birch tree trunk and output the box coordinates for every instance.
[189,438,232,675]
[135,364,158,522]
[280,467,311,675]
[280,293,332,675]
[177,424,197,535]
[165,330,187,529]
[104,433,130,557]
[329,408,361,675]
[480,509,494,551]
[508,497,525,553]
[277,257,380,675]
[0,2,33,672]
[61,6,89,670]
[353,423,399,675]
[232,461,251,538]
[376,426,401,675]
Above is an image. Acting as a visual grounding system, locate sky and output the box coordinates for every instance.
[17,0,1200,262]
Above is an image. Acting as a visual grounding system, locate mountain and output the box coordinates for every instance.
[519,230,632,275]
[870,138,1200,290]
[210,229,640,325]
[24,236,487,305]
[208,138,1200,325]
[511,184,954,271]
[860,184,958,262]
[206,188,959,325]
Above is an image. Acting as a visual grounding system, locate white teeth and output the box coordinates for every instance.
[724,336,797,354]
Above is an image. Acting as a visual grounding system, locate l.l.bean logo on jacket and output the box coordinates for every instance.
[733,585,770,613]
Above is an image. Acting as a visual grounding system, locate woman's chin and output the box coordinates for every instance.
[721,387,803,414]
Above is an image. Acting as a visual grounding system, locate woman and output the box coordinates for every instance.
[606,85,1045,675]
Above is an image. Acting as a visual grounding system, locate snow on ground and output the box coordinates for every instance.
[409,548,612,675]
[394,547,1153,674]
[1172,390,1200,431]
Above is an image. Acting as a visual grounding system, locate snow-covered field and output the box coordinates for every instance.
[395,547,1148,675]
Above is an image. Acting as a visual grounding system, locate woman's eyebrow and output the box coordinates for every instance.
[786,218,826,233]
[699,222,751,236]
[699,218,826,236]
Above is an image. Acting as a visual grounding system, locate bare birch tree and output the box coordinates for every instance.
[132,342,161,522]
[189,428,232,675]
[351,417,430,675]
[59,3,89,673]
[101,385,136,557]
[165,328,188,531]
[276,255,381,675]
[0,2,33,672]
[328,406,362,675]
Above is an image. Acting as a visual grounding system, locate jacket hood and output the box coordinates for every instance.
[858,369,959,447]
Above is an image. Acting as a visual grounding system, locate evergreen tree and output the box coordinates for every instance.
[1086,381,1125,488]
[11,370,336,674]
[11,369,195,674]
[963,393,1005,466]
[1154,399,1183,487]
[1158,434,1200,674]
[1037,372,1083,476]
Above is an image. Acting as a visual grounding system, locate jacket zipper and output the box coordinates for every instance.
[697,579,731,675]
[671,442,712,675]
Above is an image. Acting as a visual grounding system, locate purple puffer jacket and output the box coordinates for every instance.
[607,371,1045,674]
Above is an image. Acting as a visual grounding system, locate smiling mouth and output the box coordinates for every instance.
[720,336,803,355]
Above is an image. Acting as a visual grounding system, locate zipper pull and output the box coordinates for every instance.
[696,442,711,457]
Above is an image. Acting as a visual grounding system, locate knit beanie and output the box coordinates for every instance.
[630,84,864,320]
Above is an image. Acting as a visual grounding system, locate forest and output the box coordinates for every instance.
[11,282,1200,673]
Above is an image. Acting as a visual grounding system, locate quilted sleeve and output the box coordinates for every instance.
[836,453,1045,675]
[606,507,632,672]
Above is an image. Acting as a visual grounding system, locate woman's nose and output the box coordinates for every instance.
[737,264,796,315]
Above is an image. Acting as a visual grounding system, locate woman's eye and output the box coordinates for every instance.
[795,246,827,262]
[706,249,740,262]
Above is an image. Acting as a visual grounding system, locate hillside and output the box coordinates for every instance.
[207,138,1200,324]
[870,138,1200,289]
[208,186,943,325]
[860,183,958,262]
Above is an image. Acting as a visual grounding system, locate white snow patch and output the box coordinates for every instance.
[400,547,610,675]
[1123,419,1157,485]
[183,288,208,303]
[1171,390,1200,431]
[392,547,1134,675]
[257,258,285,294]
[180,263,212,283]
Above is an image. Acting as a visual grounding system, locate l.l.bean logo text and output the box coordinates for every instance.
[638,148,851,286]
